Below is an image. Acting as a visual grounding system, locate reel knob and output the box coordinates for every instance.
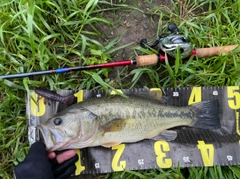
[168,23,179,34]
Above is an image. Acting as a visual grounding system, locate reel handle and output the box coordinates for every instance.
[168,23,179,34]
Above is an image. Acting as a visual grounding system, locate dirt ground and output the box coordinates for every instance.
[94,0,175,87]
[101,0,173,58]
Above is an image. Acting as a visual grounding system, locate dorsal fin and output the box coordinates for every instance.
[134,89,168,104]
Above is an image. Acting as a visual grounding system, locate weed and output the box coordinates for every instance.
[0,0,239,178]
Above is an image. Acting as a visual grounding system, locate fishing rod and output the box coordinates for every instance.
[0,23,239,79]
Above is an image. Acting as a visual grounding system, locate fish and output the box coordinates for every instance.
[37,95,221,151]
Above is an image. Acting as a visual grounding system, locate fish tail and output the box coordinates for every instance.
[190,100,221,130]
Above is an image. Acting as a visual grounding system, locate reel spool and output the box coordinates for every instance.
[140,23,193,59]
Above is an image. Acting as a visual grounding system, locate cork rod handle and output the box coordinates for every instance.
[135,54,159,67]
[195,45,239,58]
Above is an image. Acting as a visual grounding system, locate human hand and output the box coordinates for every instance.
[14,141,78,179]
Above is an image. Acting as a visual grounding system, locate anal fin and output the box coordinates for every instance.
[151,130,177,141]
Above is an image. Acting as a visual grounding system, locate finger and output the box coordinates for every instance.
[25,141,47,161]
[55,165,76,179]
[47,152,56,160]
[50,150,77,168]
[53,155,78,177]
[50,158,59,168]
[56,150,76,164]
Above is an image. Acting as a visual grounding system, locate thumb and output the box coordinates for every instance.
[25,141,47,161]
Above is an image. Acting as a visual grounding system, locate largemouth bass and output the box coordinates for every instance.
[38,95,220,151]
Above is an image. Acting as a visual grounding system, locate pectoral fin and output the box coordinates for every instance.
[102,142,121,148]
[151,130,177,141]
[99,118,127,135]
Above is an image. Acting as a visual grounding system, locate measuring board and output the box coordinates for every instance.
[27,86,240,175]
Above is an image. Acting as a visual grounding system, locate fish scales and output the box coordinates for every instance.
[77,96,194,124]
[82,97,194,146]
[38,95,220,151]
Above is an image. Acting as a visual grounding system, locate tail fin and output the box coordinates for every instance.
[190,100,221,130]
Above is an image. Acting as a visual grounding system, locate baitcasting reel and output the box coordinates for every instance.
[140,23,193,59]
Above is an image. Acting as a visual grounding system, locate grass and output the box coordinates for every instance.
[0,0,240,178]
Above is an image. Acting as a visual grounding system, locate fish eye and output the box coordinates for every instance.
[54,118,62,125]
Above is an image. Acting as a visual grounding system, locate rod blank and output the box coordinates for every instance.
[0,45,239,79]
[0,60,135,79]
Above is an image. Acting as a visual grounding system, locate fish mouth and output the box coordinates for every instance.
[37,125,66,151]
